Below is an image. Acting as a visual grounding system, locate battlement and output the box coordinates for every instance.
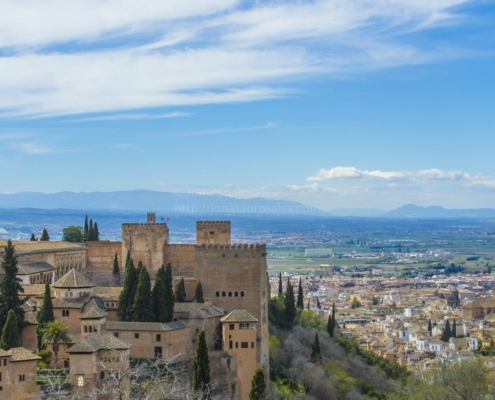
[196,243,266,256]
[196,221,231,246]
[122,223,168,227]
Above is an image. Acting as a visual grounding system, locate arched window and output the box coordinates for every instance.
[228,292,232,297]
[235,292,238,297]
[216,291,220,297]
[241,291,245,297]
[222,292,226,297]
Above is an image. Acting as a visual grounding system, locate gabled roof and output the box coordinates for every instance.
[66,335,131,354]
[106,320,186,332]
[7,347,41,361]
[53,269,95,288]
[79,306,107,320]
[17,261,55,275]
[220,309,258,323]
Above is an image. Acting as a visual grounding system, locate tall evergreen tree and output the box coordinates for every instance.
[93,222,100,241]
[284,279,296,327]
[194,281,204,303]
[132,267,153,322]
[331,302,337,329]
[0,240,26,333]
[310,332,322,363]
[428,319,432,335]
[125,250,131,266]
[136,261,144,278]
[296,277,304,309]
[327,303,336,338]
[452,320,457,338]
[36,283,55,350]
[30,233,36,241]
[441,320,451,342]
[40,228,50,241]
[112,253,120,286]
[164,263,174,322]
[249,367,266,400]
[153,265,167,323]
[278,272,283,297]
[192,330,211,399]
[316,297,321,309]
[175,277,186,302]
[88,219,94,241]
[83,214,89,241]
[117,257,137,321]
[0,310,20,350]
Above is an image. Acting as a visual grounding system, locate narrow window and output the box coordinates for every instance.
[229,340,233,349]
[114,332,119,338]
[229,324,235,331]
[236,342,238,349]
[84,326,87,333]
[251,342,254,348]
[228,292,232,297]
[100,371,105,380]
[234,292,238,297]
[216,291,219,297]
[241,291,245,297]
[156,334,161,342]
[222,292,226,297]
[135,333,139,339]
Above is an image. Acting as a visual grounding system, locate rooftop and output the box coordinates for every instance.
[106,320,187,332]
[53,269,95,289]
[220,309,258,323]
[66,335,131,353]
[17,261,55,275]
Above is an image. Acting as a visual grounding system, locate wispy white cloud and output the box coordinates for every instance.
[10,141,65,155]
[66,111,194,122]
[0,0,477,117]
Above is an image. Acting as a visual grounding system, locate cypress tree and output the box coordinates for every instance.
[278,272,283,297]
[117,257,137,321]
[125,250,131,266]
[83,214,89,241]
[194,281,204,303]
[30,233,36,241]
[164,263,174,322]
[310,332,321,363]
[40,228,50,241]
[0,240,26,333]
[36,283,55,349]
[136,261,144,278]
[249,367,266,400]
[0,310,20,350]
[192,330,211,399]
[331,302,337,329]
[94,222,100,241]
[132,267,153,322]
[452,320,457,338]
[316,297,321,309]
[296,277,304,309]
[153,265,167,323]
[428,319,432,335]
[112,253,120,286]
[88,219,94,241]
[175,277,186,302]
[283,279,296,327]
[327,304,335,338]
[441,320,451,342]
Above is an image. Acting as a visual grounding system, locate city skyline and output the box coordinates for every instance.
[1,0,494,210]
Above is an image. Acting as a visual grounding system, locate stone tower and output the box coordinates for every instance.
[196,221,231,246]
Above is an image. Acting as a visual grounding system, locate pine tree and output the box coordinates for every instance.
[40,228,50,241]
[0,310,20,350]
[112,253,120,286]
[132,267,153,322]
[0,240,26,334]
[297,277,304,309]
[88,219,94,241]
[36,283,55,350]
[441,320,451,342]
[30,233,36,241]
[164,263,174,322]
[452,320,457,338]
[153,265,167,323]
[117,257,137,321]
[192,330,211,399]
[93,222,100,241]
[194,281,204,303]
[428,319,432,336]
[249,367,266,400]
[310,332,321,363]
[327,303,336,338]
[175,277,186,302]
[278,272,283,297]
[83,214,89,241]
[284,279,296,327]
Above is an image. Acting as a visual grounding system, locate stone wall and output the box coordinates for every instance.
[163,244,195,275]
[86,241,122,273]
[196,221,231,246]
[122,223,169,270]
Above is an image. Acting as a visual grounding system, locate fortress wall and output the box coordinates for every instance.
[122,223,169,270]
[86,241,122,272]
[163,244,195,275]
[196,221,231,246]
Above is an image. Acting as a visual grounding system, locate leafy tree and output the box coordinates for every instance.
[112,253,120,286]
[278,272,283,297]
[192,330,211,399]
[153,265,167,323]
[249,367,266,400]
[441,320,451,342]
[40,228,50,241]
[452,319,457,338]
[0,309,20,350]
[93,222,100,241]
[164,263,174,322]
[194,281,204,303]
[83,214,89,241]
[41,320,71,368]
[351,296,361,309]
[61,225,84,242]
[284,279,296,327]
[37,283,55,350]
[371,296,379,305]
[30,233,36,241]
[297,277,304,309]
[0,239,26,333]
[132,267,153,322]
[310,332,321,363]
[117,255,138,321]
[175,277,186,302]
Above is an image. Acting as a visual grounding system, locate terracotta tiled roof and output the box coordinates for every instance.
[106,320,187,332]
[66,335,131,353]
[174,303,224,319]
[7,347,41,361]
[220,309,258,323]
[20,284,47,297]
[53,269,95,288]
[93,287,122,299]
[78,306,107,320]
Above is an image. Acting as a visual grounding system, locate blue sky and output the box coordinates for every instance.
[1,0,495,210]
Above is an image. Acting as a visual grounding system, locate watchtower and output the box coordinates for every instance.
[196,221,231,246]
[147,213,156,224]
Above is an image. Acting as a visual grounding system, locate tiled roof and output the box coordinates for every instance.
[20,284,47,297]
[79,306,107,319]
[7,347,41,361]
[106,320,187,332]
[66,335,131,353]
[0,349,10,357]
[220,309,258,323]
[94,287,122,299]
[17,261,55,275]
[53,269,95,288]
[174,303,224,319]
[10,241,85,253]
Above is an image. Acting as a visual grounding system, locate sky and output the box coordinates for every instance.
[1,0,495,211]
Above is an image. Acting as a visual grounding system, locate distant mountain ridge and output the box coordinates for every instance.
[0,190,326,216]
[383,204,495,219]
